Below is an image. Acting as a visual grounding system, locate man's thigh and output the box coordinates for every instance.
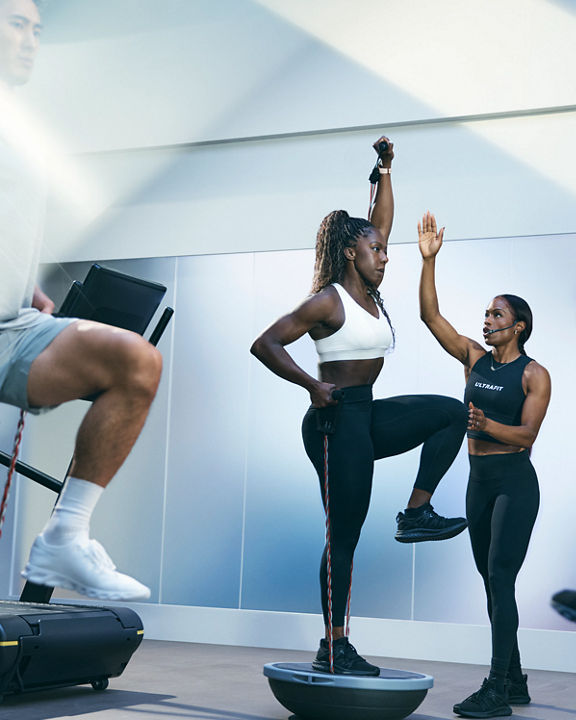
[0,313,76,414]
[27,319,141,410]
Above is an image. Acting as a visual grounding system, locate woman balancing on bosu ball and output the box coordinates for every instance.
[417,212,551,718]
[251,138,469,676]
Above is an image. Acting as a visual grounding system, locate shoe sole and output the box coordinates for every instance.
[395,521,468,544]
[507,695,530,705]
[453,704,512,718]
[551,601,576,623]
[22,565,150,602]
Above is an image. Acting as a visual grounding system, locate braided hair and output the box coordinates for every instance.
[497,294,533,355]
[311,210,395,344]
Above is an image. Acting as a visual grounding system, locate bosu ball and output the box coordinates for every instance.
[263,662,433,720]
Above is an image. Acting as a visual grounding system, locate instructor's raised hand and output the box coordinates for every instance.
[418,211,444,259]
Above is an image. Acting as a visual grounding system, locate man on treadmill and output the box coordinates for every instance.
[0,0,161,601]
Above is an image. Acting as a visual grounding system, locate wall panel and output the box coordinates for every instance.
[44,113,576,267]
[161,253,254,607]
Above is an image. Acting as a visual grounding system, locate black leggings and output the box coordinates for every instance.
[466,452,539,675]
[301,385,467,626]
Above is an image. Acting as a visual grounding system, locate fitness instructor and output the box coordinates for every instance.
[418,212,551,718]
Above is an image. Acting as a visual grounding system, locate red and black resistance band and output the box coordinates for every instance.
[318,387,353,674]
[0,410,27,538]
[321,431,354,674]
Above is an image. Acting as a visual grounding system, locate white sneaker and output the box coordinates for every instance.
[22,534,151,601]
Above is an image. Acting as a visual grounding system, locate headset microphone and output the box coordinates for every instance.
[485,323,516,335]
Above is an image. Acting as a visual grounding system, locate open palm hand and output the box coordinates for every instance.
[418,211,444,259]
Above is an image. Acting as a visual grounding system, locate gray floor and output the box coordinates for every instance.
[2,640,575,720]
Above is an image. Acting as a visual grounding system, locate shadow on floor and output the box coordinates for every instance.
[0,688,171,719]
[117,701,280,720]
[0,687,280,720]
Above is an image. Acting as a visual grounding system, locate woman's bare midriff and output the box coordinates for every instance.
[468,437,526,456]
[319,357,384,388]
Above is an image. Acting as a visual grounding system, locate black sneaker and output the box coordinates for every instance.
[312,637,380,676]
[395,503,468,543]
[453,678,512,718]
[505,673,530,704]
[551,589,576,622]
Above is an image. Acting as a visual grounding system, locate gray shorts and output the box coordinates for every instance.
[0,312,77,415]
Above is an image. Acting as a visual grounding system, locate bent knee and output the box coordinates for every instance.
[125,337,162,394]
[107,332,162,396]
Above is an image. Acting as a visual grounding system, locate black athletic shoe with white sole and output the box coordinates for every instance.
[312,637,380,676]
[453,678,512,718]
[395,503,468,543]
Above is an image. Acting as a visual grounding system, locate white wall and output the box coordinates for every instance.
[11,0,575,263]
[26,0,576,151]
[2,0,575,672]
[40,112,576,266]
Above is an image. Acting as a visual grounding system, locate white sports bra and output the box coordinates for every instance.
[314,283,393,363]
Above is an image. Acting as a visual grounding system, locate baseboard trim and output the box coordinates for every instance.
[127,603,576,673]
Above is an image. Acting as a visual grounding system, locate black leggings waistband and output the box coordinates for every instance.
[332,385,373,403]
[469,451,532,478]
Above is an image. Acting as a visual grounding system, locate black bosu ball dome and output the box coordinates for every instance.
[263,662,433,720]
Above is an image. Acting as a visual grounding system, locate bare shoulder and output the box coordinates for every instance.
[525,359,549,377]
[296,286,344,339]
[252,288,342,348]
[295,286,340,318]
[524,359,551,384]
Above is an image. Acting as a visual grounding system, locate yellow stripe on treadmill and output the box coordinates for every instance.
[0,641,19,647]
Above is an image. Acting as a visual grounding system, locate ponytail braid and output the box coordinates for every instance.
[367,286,395,347]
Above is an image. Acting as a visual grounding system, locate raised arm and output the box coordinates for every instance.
[250,290,339,408]
[468,361,551,447]
[369,137,394,240]
[418,212,483,368]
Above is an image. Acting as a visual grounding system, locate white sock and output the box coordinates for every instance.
[41,477,104,546]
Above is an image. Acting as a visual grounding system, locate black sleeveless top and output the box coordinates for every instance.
[464,353,533,444]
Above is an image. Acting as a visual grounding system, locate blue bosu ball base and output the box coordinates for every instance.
[263,662,433,720]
